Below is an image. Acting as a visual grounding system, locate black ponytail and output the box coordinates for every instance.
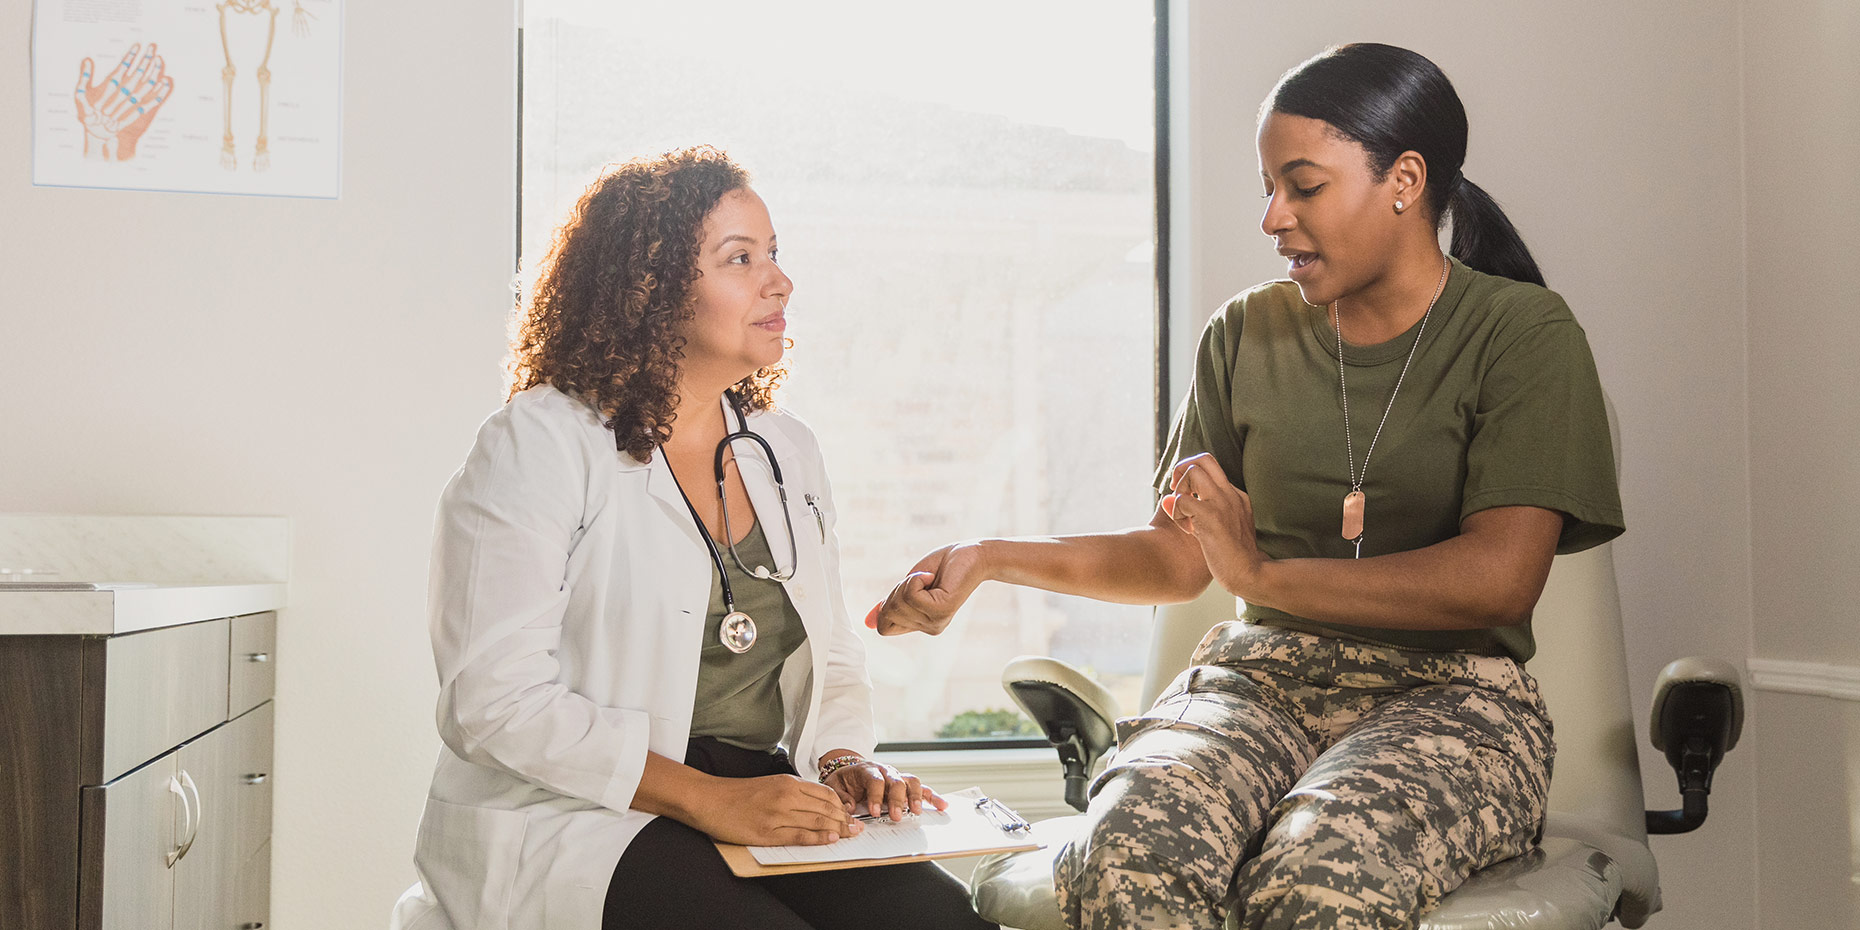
[1447,178,1543,287]
[1267,44,1545,287]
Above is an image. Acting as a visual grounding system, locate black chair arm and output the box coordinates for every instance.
[1001,656,1120,811]
[1645,657,1743,835]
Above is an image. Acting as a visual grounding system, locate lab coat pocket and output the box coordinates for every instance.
[414,797,529,930]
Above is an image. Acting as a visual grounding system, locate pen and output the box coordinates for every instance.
[853,809,921,823]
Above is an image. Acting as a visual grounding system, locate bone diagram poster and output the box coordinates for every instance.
[32,0,342,197]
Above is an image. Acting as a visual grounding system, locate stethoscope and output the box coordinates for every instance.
[653,400,800,655]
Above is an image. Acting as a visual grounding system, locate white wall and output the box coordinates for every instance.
[0,1,517,926]
[1742,0,1860,925]
[1172,2,1757,927]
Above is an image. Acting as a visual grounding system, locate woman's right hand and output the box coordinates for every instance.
[686,773,860,847]
[865,541,989,636]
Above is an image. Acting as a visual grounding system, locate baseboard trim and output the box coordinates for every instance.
[1746,657,1860,702]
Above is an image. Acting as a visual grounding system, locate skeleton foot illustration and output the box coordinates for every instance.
[291,0,316,39]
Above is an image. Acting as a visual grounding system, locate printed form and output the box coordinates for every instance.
[749,787,1037,866]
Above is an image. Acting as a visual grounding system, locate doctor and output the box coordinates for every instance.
[392,146,995,930]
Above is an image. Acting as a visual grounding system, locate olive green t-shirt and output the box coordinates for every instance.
[686,519,808,751]
[1156,258,1624,662]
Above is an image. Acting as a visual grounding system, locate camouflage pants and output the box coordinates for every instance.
[1054,622,1554,930]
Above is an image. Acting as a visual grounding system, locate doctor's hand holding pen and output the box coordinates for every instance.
[643,757,863,847]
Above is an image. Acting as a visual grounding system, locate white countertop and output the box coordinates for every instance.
[0,582,288,635]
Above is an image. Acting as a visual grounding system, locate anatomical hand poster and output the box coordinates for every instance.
[32,0,342,198]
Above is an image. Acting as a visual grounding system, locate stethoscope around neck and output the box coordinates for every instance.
[649,398,801,655]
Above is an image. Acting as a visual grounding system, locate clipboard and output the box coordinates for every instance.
[713,787,1042,877]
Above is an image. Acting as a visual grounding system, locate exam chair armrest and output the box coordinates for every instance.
[1645,656,1743,834]
[1002,656,1120,811]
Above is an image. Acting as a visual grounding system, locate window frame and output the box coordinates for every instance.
[511,1,1173,754]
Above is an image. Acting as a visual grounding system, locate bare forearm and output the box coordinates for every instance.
[634,750,857,846]
[630,751,712,823]
[981,522,1210,605]
[873,510,1213,637]
[1241,509,1561,630]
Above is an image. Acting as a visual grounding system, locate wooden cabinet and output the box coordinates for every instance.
[0,611,276,930]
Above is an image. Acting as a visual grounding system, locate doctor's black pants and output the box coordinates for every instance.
[602,738,997,930]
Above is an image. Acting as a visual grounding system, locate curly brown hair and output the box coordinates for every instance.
[508,145,788,463]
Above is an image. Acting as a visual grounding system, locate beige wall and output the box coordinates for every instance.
[1743,0,1860,926]
[1172,1,1758,926]
[1745,0,1860,667]
[0,1,516,926]
[1753,693,1860,927]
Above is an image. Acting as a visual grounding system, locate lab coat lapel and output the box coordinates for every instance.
[643,446,703,530]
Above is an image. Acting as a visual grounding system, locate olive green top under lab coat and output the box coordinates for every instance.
[687,518,808,751]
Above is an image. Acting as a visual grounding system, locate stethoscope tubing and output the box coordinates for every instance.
[654,400,801,619]
[713,419,799,585]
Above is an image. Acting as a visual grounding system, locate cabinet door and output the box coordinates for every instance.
[80,752,182,930]
[173,703,273,930]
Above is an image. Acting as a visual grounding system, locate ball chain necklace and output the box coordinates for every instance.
[1333,256,1450,558]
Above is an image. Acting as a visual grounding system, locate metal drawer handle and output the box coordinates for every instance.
[175,769,202,864]
[242,773,269,785]
[165,773,194,868]
[240,923,265,929]
[245,652,271,663]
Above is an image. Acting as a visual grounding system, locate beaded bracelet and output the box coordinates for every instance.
[817,753,865,782]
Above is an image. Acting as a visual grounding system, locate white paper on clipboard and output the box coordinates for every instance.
[747,786,1035,866]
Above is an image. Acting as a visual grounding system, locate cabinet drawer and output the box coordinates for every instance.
[99,619,229,783]
[227,702,275,864]
[229,613,277,715]
[234,838,272,930]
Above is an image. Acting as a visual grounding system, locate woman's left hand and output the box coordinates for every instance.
[1161,453,1268,598]
[820,755,948,821]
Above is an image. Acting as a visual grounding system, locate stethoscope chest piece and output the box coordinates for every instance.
[720,610,758,654]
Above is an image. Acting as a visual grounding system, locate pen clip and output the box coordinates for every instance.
[975,795,1031,833]
[804,493,826,543]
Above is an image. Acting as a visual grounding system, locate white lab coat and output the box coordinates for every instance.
[391,385,877,930]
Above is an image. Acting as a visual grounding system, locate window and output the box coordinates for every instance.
[521,1,1161,746]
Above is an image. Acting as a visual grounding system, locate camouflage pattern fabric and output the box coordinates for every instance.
[1054,622,1554,930]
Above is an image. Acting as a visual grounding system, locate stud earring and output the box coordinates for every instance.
[1394,200,1405,212]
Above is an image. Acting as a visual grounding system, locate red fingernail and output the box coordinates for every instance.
[864,604,880,629]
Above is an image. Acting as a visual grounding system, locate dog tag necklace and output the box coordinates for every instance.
[1334,257,1449,558]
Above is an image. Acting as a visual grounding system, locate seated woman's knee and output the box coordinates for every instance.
[1056,763,1245,913]
[1233,796,1431,930]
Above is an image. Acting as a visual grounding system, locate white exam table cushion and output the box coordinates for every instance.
[970,816,1626,930]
